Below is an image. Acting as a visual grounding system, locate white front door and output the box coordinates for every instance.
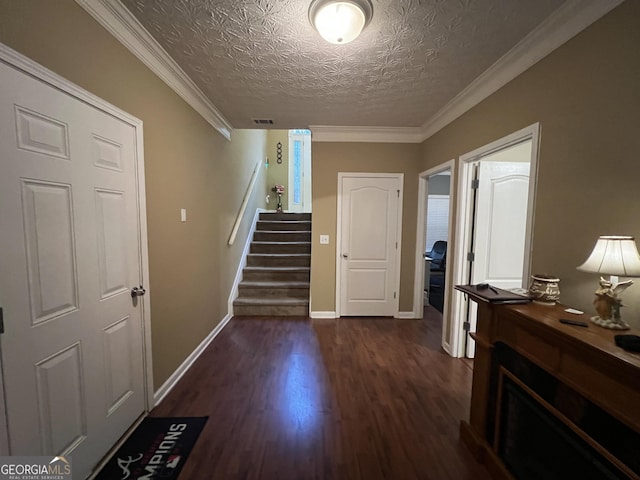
[467,156,531,357]
[339,174,402,316]
[0,60,146,477]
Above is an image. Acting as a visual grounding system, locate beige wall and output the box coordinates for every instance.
[310,143,421,314]
[266,130,289,209]
[0,0,268,386]
[419,1,640,327]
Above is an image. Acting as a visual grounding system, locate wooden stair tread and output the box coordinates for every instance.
[243,266,310,271]
[234,297,309,305]
[239,281,309,288]
[252,241,311,245]
[248,253,310,257]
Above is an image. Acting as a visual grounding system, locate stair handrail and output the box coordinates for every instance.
[229,158,262,246]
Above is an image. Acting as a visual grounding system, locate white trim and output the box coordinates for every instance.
[413,160,456,354]
[397,311,416,319]
[75,0,617,144]
[420,0,622,140]
[335,172,404,318]
[451,123,540,357]
[153,314,232,406]
[134,105,154,413]
[310,311,337,319]
[310,125,424,143]
[0,42,155,439]
[227,208,266,316]
[0,43,143,129]
[75,0,233,140]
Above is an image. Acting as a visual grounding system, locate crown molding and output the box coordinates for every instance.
[76,0,621,145]
[309,125,424,143]
[75,0,233,140]
[419,0,624,141]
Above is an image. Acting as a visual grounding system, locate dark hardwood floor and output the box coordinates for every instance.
[150,307,490,479]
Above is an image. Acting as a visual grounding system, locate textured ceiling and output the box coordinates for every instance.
[121,0,565,129]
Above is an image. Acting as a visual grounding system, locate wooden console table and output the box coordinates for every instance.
[458,290,640,479]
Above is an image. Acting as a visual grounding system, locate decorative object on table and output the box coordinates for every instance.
[577,235,640,330]
[276,142,283,164]
[528,274,561,305]
[272,184,285,212]
[454,284,530,304]
[614,334,640,352]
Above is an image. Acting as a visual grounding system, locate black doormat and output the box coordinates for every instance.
[95,416,208,480]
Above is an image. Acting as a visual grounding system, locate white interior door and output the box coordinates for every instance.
[339,175,402,316]
[467,156,530,357]
[0,60,146,477]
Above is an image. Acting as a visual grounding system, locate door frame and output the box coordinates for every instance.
[450,123,540,357]
[413,160,455,351]
[0,43,154,455]
[335,172,404,318]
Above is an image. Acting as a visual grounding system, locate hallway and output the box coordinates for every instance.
[150,309,489,479]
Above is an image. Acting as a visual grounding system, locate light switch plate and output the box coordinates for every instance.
[181,208,187,222]
[320,234,329,245]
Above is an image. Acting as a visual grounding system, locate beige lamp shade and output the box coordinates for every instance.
[577,236,640,277]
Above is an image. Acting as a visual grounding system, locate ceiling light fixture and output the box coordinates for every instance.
[309,0,373,45]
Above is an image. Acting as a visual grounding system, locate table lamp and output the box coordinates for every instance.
[577,236,640,330]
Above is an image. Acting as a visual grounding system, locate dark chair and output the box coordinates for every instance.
[426,240,447,312]
[427,240,447,272]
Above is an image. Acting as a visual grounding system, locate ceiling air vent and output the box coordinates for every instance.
[252,118,274,125]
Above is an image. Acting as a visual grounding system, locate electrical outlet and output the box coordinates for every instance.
[320,235,329,245]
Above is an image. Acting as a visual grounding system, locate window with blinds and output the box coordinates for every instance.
[425,195,450,252]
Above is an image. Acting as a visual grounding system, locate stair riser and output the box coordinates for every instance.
[247,255,310,267]
[251,243,311,254]
[234,304,309,317]
[243,271,310,282]
[253,231,311,242]
[237,287,309,299]
[260,213,311,222]
[256,221,311,231]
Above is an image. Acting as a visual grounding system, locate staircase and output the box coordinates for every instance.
[233,212,311,316]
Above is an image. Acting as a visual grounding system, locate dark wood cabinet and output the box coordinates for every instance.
[459,295,640,479]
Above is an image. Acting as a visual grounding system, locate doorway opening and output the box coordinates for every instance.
[451,124,540,358]
[265,129,312,213]
[413,160,455,353]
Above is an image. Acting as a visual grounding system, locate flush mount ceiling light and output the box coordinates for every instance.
[309,0,373,45]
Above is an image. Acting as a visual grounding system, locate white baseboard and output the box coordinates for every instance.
[397,311,416,319]
[310,311,337,319]
[153,313,232,406]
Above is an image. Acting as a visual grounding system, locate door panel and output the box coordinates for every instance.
[473,162,530,288]
[340,176,401,316]
[21,180,79,324]
[0,60,146,478]
[467,154,531,358]
[35,343,86,454]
